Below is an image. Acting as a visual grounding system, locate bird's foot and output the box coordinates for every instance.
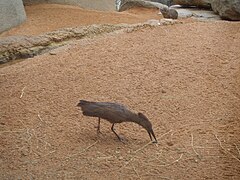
[152,140,158,144]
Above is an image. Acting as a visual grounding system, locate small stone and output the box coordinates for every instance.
[118,156,123,160]
[161,89,167,93]
[21,149,28,156]
[166,141,174,146]
[49,52,57,55]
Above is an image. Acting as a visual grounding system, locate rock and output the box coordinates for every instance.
[191,9,221,20]
[211,0,240,21]
[146,19,161,26]
[166,141,174,146]
[159,18,179,25]
[49,52,57,55]
[117,0,169,12]
[161,89,167,93]
[149,0,173,6]
[174,7,193,18]
[160,7,178,19]
[118,156,124,160]
[0,0,26,33]
[173,6,221,20]
[117,0,178,19]
[172,0,211,9]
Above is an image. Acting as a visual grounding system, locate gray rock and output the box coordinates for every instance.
[117,0,168,11]
[173,7,193,18]
[0,0,26,33]
[211,0,240,21]
[150,0,173,7]
[173,5,221,20]
[172,0,211,9]
[161,8,178,19]
[191,9,221,20]
[117,0,178,19]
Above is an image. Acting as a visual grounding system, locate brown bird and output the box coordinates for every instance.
[77,100,157,143]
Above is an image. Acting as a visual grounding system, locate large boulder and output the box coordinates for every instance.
[161,8,178,19]
[211,0,240,20]
[116,0,178,19]
[172,0,211,9]
[149,0,173,6]
[0,0,26,33]
[117,0,168,11]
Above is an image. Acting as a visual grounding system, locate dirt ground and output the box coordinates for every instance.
[1,4,240,180]
[0,4,160,37]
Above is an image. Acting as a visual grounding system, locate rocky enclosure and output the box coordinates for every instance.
[0,4,240,180]
[211,0,240,21]
[117,0,240,20]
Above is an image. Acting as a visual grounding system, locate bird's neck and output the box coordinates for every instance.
[129,113,142,125]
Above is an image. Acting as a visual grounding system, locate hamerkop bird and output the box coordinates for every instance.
[77,100,157,143]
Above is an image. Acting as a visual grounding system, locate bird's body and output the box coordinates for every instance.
[79,100,137,123]
[77,100,157,143]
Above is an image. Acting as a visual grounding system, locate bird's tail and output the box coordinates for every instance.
[77,100,91,107]
[79,100,90,105]
[77,100,99,117]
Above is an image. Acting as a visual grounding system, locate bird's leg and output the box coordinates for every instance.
[111,123,122,141]
[97,117,101,134]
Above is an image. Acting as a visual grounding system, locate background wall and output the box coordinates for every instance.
[0,0,26,33]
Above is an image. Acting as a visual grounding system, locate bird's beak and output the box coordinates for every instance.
[148,129,158,143]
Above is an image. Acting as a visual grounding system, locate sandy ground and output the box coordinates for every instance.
[0,4,160,37]
[1,3,240,180]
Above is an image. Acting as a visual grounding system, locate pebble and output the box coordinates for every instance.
[118,156,123,160]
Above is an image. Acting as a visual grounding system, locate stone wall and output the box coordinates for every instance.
[23,0,116,11]
[0,0,26,33]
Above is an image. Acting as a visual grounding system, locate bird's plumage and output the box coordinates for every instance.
[77,100,157,143]
[78,100,136,123]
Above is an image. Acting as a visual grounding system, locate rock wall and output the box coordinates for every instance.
[0,0,26,33]
[211,0,240,21]
[117,0,169,12]
[23,0,116,11]
[172,0,211,8]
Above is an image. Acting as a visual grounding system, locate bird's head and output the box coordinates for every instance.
[137,112,157,143]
